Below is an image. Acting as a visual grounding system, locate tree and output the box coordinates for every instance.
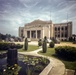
[42,39,47,53]
[24,38,28,50]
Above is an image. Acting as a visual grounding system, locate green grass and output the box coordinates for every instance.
[18,45,39,52]
[39,47,76,70]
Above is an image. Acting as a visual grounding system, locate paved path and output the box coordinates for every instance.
[15,41,76,47]
[18,48,65,75]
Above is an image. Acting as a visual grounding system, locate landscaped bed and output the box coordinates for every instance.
[0,53,49,75]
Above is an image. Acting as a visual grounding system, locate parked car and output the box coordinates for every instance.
[47,39,52,43]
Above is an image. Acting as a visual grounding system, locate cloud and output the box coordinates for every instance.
[0,0,76,36]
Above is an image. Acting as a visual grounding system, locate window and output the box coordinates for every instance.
[27,31,30,38]
[37,30,41,38]
[58,27,60,31]
[65,26,67,30]
[61,33,63,37]
[55,27,57,31]
[58,34,60,37]
[31,31,36,38]
[61,27,64,30]
[65,33,68,37]
[55,35,57,37]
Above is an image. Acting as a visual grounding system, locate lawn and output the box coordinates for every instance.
[55,42,76,47]
[39,47,76,70]
[18,45,39,52]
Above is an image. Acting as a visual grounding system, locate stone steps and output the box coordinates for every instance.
[64,69,75,75]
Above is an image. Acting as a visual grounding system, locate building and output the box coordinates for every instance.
[54,22,72,40]
[19,27,24,38]
[19,19,72,41]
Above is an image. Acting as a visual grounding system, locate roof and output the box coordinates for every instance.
[25,19,52,26]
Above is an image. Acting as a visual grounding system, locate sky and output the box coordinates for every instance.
[0,0,76,36]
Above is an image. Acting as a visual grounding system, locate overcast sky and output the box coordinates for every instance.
[0,0,76,36]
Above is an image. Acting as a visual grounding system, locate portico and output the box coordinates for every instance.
[27,30,41,40]
[23,19,52,41]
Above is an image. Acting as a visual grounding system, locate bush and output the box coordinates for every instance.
[42,39,47,53]
[38,39,42,46]
[55,46,76,61]
[0,42,23,50]
[49,41,55,48]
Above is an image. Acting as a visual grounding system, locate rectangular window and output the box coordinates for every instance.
[27,31,30,38]
[55,35,57,38]
[55,27,57,31]
[37,30,41,38]
[65,26,67,30]
[31,31,36,38]
[58,27,60,31]
[61,27,64,31]
[65,32,68,37]
[58,34,60,37]
[61,33,63,37]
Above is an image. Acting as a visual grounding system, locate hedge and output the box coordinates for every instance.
[55,46,76,61]
[0,42,23,50]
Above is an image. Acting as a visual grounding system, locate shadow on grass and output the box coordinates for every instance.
[39,51,76,62]
[52,54,76,62]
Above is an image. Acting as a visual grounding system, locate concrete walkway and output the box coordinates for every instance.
[18,48,65,75]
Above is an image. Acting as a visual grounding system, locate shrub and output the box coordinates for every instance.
[10,43,23,49]
[0,42,23,50]
[42,39,47,53]
[24,38,28,50]
[15,44,23,49]
[55,46,76,61]
[49,41,55,48]
[38,39,42,46]
[0,42,10,50]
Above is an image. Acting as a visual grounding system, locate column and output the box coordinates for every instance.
[29,31,31,42]
[49,25,50,39]
[25,30,27,38]
[43,27,44,39]
[36,30,37,39]
[30,31,31,39]
[60,25,61,40]
[64,27,65,39]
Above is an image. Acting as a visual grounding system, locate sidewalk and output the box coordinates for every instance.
[18,48,65,75]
